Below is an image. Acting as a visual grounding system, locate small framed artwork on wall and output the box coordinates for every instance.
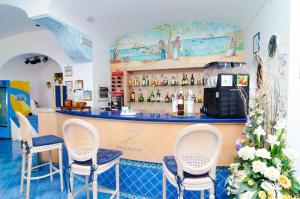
[253,32,260,54]
[74,80,84,90]
[65,81,73,90]
[83,90,92,101]
[64,66,73,77]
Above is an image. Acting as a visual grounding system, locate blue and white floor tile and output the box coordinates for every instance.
[0,139,230,198]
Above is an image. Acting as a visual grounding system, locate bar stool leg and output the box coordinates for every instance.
[178,186,184,199]
[20,150,26,195]
[49,150,53,182]
[201,190,204,199]
[58,147,64,192]
[68,173,74,199]
[209,187,215,199]
[86,176,90,199]
[115,162,120,199]
[162,173,166,199]
[92,172,98,199]
[26,154,32,199]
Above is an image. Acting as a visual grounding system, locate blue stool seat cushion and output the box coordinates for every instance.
[74,148,123,166]
[163,156,209,178]
[32,135,64,147]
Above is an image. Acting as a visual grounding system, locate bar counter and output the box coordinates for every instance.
[38,109,246,166]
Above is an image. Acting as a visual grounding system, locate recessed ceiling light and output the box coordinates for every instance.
[86,16,95,23]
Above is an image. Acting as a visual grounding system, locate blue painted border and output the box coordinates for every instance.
[56,110,247,123]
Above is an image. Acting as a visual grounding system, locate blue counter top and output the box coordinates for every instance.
[56,110,247,123]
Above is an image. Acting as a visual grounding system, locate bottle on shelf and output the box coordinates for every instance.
[186,89,194,115]
[171,76,176,86]
[147,92,151,102]
[156,89,161,102]
[139,92,144,102]
[190,73,194,85]
[130,89,135,102]
[172,93,178,114]
[182,73,185,86]
[142,75,146,86]
[193,94,197,103]
[164,93,170,103]
[150,91,155,102]
[185,74,189,85]
[177,88,184,115]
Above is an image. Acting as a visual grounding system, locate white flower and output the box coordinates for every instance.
[261,181,275,192]
[252,160,267,173]
[263,166,280,181]
[267,134,280,147]
[238,146,256,160]
[257,116,264,124]
[283,147,298,161]
[240,191,255,199]
[255,148,271,159]
[254,126,266,137]
[274,118,286,130]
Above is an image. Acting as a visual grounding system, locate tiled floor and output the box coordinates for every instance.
[0,139,229,198]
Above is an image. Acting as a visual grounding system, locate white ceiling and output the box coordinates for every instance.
[0,0,266,43]
[0,4,40,40]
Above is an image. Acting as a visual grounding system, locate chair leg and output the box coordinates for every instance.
[92,172,98,199]
[20,151,26,195]
[201,190,204,199]
[26,154,32,199]
[58,147,64,192]
[115,162,120,199]
[68,172,74,199]
[162,173,166,199]
[49,150,53,182]
[86,176,90,199]
[209,187,215,199]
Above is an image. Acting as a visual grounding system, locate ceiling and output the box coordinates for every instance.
[0,0,266,43]
[0,4,40,40]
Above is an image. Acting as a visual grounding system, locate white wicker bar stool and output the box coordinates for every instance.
[16,112,64,199]
[162,124,222,199]
[62,118,122,199]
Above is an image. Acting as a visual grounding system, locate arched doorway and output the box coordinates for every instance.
[0,53,62,108]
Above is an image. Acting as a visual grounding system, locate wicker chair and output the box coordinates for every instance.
[162,124,222,199]
[63,118,122,199]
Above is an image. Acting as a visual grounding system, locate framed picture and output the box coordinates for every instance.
[65,81,73,89]
[83,90,92,101]
[64,66,73,77]
[54,73,63,84]
[74,80,84,90]
[253,32,260,54]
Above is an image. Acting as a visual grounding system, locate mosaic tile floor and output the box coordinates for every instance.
[0,139,230,199]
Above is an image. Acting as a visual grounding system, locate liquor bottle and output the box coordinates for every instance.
[156,89,161,102]
[185,74,189,85]
[171,76,175,86]
[177,88,184,115]
[142,75,146,86]
[139,93,144,102]
[130,90,135,102]
[164,93,170,103]
[182,73,185,86]
[186,89,194,115]
[150,91,155,102]
[190,74,194,85]
[172,94,178,114]
[147,93,151,102]
[193,94,197,103]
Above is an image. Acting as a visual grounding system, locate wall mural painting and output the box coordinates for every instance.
[110,21,244,66]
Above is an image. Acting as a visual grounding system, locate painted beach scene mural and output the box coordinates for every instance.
[110,21,244,68]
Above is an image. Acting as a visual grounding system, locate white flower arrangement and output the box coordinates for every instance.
[226,99,300,199]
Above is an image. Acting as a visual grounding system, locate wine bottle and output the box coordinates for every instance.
[185,74,189,85]
[186,89,194,115]
[139,93,144,102]
[156,89,161,102]
[182,73,185,86]
[142,75,146,86]
[150,91,155,102]
[191,73,194,85]
[130,90,135,102]
[164,93,170,103]
[177,88,184,115]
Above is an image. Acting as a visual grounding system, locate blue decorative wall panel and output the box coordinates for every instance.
[33,16,92,62]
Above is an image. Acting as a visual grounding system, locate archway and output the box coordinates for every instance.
[0,53,62,108]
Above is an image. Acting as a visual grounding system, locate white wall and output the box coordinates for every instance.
[0,30,96,107]
[244,0,290,104]
[287,0,300,173]
[0,59,61,108]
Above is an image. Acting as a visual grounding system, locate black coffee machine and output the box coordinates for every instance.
[202,73,249,118]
